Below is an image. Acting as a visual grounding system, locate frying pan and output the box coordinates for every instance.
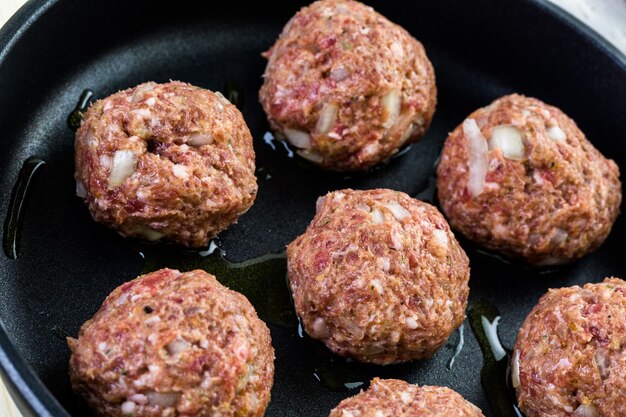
[0,0,625,416]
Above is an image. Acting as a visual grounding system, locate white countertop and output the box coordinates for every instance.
[0,0,624,416]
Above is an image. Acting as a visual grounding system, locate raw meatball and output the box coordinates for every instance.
[512,278,626,417]
[437,94,621,266]
[259,0,436,171]
[287,189,469,364]
[75,81,258,247]
[328,378,485,417]
[68,268,274,417]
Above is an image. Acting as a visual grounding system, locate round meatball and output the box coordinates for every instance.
[512,278,626,417]
[68,268,274,417]
[259,0,436,171]
[437,94,621,266]
[75,81,258,247]
[329,378,485,417]
[287,189,469,364]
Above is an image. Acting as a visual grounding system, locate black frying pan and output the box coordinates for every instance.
[1,1,625,416]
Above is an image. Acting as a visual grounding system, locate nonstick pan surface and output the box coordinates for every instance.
[0,1,625,416]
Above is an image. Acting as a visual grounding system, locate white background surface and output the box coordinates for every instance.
[0,0,624,416]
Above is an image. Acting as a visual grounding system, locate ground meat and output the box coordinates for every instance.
[287,189,469,365]
[512,278,626,417]
[437,94,621,266]
[328,378,485,417]
[259,0,436,171]
[75,81,257,247]
[68,269,274,417]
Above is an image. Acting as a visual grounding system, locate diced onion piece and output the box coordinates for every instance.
[490,126,525,160]
[121,401,136,414]
[165,338,191,356]
[296,149,323,164]
[310,317,330,339]
[132,83,155,102]
[432,229,449,246]
[172,164,191,180]
[550,228,568,245]
[186,133,213,146]
[463,118,488,197]
[316,196,326,212]
[405,316,418,329]
[370,208,383,224]
[75,180,87,198]
[108,150,137,189]
[385,202,410,221]
[329,66,349,82]
[136,226,165,242]
[511,350,521,388]
[146,392,181,408]
[382,90,401,129]
[574,404,600,417]
[595,350,610,380]
[390,41,404,58]
[284,128,311,149]
[315,103,338,135]
[363,344,385,355]
[547,125,566,142]
[129,394,148,404]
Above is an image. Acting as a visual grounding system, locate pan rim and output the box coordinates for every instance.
[0,0,624,416]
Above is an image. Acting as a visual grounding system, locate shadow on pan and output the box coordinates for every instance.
[0,0,625,416]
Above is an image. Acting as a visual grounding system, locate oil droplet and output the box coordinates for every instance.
[393,144,413,158]
[134,241,297,328]
[67,89,93,131]
[468,301,524,417]
[3,157,46,259]
[448,323,465,369]
[224,80,243,109]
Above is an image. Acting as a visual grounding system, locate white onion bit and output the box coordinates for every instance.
[186,133,213,146]
[315,103,338,135]
[129,394,148,404]
[284,128,311,149]
[489,125,525,160]
[296,149,323,164]
[172,164,191,180]
[385,202,410,221]
[137,227,165,242]
[165,338,191,356]
[574,404,600,417]
[108,150,137,189]
[310,317,330,339]
[405,316,418,329]
[547,125,566,142]
[463,118,488,197]
[550,228,569,246]
[381,90,401,129]
[316,196,326,212]
[595,350,610,380]
[329,66,349,82]
[390,41,404,58]
[432,229,449,247]
[146,391,181,408]
[121,401,136,415]
[370,208,384,224]
[511,349,521,388]
[75,180,87,198]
